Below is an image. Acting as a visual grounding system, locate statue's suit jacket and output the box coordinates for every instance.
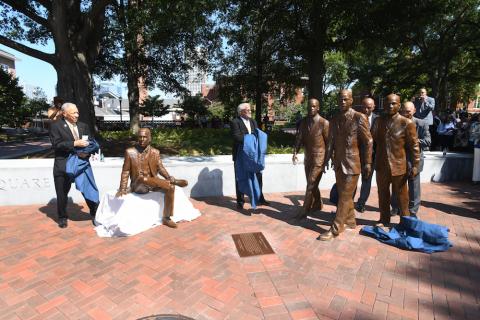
[325,108,373,175]
[294,115,329,166]
[119,146,170,192]
[371,113,420,176]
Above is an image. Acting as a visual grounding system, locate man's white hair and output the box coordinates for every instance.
[61,102,77,112]
[237,102,250,114]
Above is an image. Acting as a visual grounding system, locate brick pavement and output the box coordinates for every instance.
[0,182,479,320]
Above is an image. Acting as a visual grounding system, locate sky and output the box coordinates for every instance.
[0,42,57,100]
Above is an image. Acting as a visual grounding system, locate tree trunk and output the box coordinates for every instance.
[307,49,325,102]
[255,63,264,126]
[55,56,96,134]
[127,71,141,133]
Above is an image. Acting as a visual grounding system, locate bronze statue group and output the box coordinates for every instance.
[232,90,429,242]
[50,90,428,245]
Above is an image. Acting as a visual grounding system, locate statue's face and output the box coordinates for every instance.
[138,129,151,148]
[338,91,353,112]
[308,99,320,117]
[384,95,400,116]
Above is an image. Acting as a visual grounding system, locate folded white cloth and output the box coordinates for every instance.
[94,186,201,237]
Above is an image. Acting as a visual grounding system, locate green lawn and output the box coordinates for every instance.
[99,128,295,156]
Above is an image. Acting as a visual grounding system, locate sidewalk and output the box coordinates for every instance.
[0,136,51,159]
[0,182,479,320]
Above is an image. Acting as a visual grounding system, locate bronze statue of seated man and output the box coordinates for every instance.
[115,128,187,228]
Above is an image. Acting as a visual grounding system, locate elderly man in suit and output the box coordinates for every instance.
[354,97,378,213]
[116,128,187,228]
[391,101,431,217]
[292,98,329,219]
[372,94,420,226]
[414,88,435,127]
[231,103,269,209]
[49,103,97,228]
[319,90,373,241]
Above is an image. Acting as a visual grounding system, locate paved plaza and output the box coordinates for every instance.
[0,182,479,320]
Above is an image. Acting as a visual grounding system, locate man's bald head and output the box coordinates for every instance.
[361,97,375,116]
[400,101,416,119]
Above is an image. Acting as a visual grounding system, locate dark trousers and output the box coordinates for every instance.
[54,173,97,220]
[377,167,409,224]
[332,169,359,235]
[355,170,374,206]
[391,172,421,215]
[234,165,265,204]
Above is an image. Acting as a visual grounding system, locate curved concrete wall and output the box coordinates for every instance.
[0,152,473,206]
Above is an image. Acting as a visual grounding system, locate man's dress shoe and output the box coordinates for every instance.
[236,203,244,210]
[58,218,68,228]
[354,203,365,213]
[258,199,270,206]
[162,218,178,228]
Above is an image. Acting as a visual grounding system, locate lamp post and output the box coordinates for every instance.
[119,97,123,129]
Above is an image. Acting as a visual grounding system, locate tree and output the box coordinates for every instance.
[0,0,113,132]
[0,68,26,127]
[140,95,169,117]
[179,95,207,120]
[96,0,219,133]
[216,0,301,125]
[24,87,49,120]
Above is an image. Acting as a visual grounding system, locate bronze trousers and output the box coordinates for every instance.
[332,169,359,235]
[376,167,409,224]
[132,176,175,218]
[303,164,324,213]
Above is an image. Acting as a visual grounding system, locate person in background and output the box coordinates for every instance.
[47,97,64,121]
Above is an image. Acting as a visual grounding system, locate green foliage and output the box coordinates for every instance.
[207,101,226,119]
[141,95,169,117]
[99,128,295,156]
[0,68,26,127]
[24,87,49,118]
[179,95,208,119]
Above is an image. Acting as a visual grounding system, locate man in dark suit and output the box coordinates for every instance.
[49,103,98,228]
[319,90,373,241]
[391,101,431,217]
[372,94,420,226]
[231,102,268,209]
[292,98,329,219]
[355,97,378,213]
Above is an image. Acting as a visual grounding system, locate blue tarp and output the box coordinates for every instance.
[235,129,267,209]
[361,216,452,253]
[66,140,100,203]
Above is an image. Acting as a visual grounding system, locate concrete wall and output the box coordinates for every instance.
[0,152,473,206]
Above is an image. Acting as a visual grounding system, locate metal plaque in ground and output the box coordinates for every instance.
[137,315,195,320]
[231,232,275,257]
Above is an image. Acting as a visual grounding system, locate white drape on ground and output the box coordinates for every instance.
[94,186,201,237]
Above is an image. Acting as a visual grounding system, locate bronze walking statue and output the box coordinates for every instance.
[371,94,420,226]
[292,98,329,219]
[319,90,373,241]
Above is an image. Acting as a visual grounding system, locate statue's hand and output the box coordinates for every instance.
[409,167,419,178]
[292,154,298,165]
[362,164,372,178]
[115,190,127,198]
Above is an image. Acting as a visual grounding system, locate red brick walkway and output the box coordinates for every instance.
[0,182,479,320]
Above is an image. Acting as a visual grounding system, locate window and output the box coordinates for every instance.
[0,64,9,72]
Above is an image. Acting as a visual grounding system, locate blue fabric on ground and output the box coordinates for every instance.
[235,129,268,209]
[66,140,100,203]
[360,216,452,253]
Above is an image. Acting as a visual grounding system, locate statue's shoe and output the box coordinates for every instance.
[173,179,188,187]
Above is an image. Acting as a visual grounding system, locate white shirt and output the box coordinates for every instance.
[65,119,79,140]
[241,117,252,134]
[368,114,373,128]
